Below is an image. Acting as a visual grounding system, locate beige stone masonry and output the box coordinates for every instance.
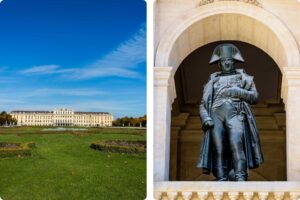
[283,67,300,181]
[154,67,174,181]
[153,0,300,190]
[155,1,300,77]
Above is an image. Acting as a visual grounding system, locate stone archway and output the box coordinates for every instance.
[154,1,300,181]
[155,1,300,72]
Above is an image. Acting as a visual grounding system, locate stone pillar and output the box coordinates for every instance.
[284,67,300,180]
[154,66,176,181]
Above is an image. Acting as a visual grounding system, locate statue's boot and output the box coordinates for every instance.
[234,161,247,181]
[228,169,235,181]
[215,177,228,181]
[213,166,228,181]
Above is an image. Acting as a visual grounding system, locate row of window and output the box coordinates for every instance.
[13,113,111,116]
[19,123,111,126]
[14,116,111,119]
[20,120,110,123]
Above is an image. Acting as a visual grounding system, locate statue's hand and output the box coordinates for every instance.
[202,120,214,131]
[221,86,244,98]
[221,86,258,104]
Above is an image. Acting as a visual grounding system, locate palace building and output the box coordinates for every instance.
[10,108,113,127]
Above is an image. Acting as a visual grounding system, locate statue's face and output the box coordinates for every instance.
[219,58,234,73]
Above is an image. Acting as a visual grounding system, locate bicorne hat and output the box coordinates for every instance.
[209,43,245,64]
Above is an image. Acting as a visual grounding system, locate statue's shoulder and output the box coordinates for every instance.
[236,69,254,80]
[202,72,220,92]
[236,69,255,89]
[209,71,221,80]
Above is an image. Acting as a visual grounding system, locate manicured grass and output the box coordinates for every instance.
[0,127,146,200]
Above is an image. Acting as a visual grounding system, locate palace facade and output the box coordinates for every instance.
[10,108,113,127]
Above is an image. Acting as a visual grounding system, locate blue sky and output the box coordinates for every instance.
[0,0,146,118]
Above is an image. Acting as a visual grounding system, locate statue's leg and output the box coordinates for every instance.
[226,103,247,181]
[211,111,228,181]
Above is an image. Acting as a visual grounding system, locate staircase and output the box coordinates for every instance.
[170,99,286,181]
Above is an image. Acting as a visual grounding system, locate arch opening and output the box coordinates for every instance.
[170,41,286,181]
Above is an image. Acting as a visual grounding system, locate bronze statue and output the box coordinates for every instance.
[197,43,264,181]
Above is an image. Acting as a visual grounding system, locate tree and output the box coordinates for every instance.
[0,111,17,126]
[112,115,147,127]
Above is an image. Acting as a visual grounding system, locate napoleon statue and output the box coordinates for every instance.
[196,43,264,181]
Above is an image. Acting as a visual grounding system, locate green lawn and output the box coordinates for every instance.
[0,127,146,200]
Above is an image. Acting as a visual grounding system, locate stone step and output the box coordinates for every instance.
[180,129,284,135]
[251,104,268,108]
[251,106,285,116]
[185,116,202,129]
[259,130,285,136]
[181,102,284,116]
[184,115,280,130]
[182,104,285,115]
[273,113,286,128]
[264,98,283,106]
[255,116,279,130]
[179,130,285,143]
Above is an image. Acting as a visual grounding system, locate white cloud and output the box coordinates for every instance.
[0,88,106,98]
[20,65,59,74]
[19,25,146,80]
[66,67,140,79]
[66,25,146,80]
[20,65,75,75]
[27,88,106,97]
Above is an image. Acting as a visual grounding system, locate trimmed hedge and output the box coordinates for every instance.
[0,142,35,158]
[91,140,146,154]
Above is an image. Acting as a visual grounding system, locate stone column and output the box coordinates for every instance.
[284,67,300,180]
[154,66,176,181]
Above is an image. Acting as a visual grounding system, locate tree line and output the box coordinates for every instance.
[112,115,146,127]
[0,111,17,126]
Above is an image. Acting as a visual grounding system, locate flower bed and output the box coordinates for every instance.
[0,142,35,158]
[91,140,146,154]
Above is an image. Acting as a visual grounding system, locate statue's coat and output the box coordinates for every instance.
[197,69,264,174]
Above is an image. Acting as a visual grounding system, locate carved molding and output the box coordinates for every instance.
[154,191,300,200]
[154,182,300,200]
[154,66,177,105]
[198,0,262,7]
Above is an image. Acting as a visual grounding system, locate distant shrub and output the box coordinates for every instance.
[91,140,146,154]
[0,142,35,158]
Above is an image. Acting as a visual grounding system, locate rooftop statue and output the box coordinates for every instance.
[197,43,264,181]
